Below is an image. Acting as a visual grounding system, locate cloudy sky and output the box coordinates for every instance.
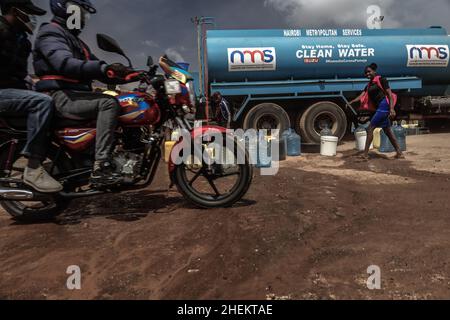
[28,0,450,71]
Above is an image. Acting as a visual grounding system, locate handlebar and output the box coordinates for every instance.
[125,72,141,81]
[106,70,116,79]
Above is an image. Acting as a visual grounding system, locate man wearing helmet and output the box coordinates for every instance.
[0,0,63,193]
[33,0,134,187]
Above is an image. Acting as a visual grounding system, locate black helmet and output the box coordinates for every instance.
[50,0,96,20]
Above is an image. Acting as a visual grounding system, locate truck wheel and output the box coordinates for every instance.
[243,103,291,133]
[297,101,347,144]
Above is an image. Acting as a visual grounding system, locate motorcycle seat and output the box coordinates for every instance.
[54,116,95,129]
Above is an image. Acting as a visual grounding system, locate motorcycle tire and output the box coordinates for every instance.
[0,146,71,222]
[173,135,253,208]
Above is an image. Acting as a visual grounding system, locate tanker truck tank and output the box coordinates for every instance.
[202,26,450,144]
[207,27,450,87]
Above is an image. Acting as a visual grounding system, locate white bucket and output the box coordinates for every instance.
[355,131,367,151]
[320,136,339,157]
[355,131,374,151]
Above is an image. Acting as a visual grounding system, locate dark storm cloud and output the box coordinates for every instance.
[27,0,450,72]
[31,0,288,70]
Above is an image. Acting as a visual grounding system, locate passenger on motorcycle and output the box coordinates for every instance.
[0,0,63,193]
[33,0,136,187]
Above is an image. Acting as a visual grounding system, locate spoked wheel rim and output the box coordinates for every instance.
[174,134,253,208]
[180,155,244,201]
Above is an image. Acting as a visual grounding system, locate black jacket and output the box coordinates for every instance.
[0,16,31,89]
[33,18,107,92]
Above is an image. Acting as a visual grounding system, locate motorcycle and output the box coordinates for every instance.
[0,34,253,221]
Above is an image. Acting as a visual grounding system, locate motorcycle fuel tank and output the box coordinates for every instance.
[117,92,161,126]
[207,27,450,86]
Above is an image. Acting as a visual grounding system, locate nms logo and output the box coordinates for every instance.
[406,45,449,67]
[228,47,277,72]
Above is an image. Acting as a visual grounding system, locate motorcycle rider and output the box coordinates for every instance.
[0,0,63,193]
[33,0,135,187]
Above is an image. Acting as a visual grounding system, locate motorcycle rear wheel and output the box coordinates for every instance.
[0,149,70,222]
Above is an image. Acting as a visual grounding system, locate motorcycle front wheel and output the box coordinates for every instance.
[173,136,253,208]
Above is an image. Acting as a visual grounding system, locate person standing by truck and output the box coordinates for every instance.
[211,92,232,128]
[349,63,404,160]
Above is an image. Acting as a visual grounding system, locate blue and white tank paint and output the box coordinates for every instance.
[207,27,450,94]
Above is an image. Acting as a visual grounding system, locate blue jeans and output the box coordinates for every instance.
[0,89,54,160]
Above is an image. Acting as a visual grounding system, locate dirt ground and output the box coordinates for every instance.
[1,132,449,300]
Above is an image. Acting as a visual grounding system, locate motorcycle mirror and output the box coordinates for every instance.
[97,34,133,67]
[97,34,124,55]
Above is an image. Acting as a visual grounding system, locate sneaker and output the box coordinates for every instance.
[23,166,63,193]
[90,161,122,187]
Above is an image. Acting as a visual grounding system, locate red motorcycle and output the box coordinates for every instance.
[0,34,253,221]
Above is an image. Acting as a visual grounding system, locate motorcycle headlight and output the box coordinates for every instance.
[186,81,196,107]
[164,80,181,95]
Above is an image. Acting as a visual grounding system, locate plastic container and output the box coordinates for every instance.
[281,129,290,152]
[373,128,382,149]
[379,122,407,153]
[259,136,287,165]
[258,134,272,168]
[379,130,395,153]
[264,134,286,162]
[164,141,177,162]
[355,131,367,151]
[354,126,367,151]
[246,132,272,167]
[282,129,302,156]
[354,126,374,151]
[393,122,407,151]
[320,136,339,157]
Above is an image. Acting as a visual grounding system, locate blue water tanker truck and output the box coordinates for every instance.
[200,26,450,143]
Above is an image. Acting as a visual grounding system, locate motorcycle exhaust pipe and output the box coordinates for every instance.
[0,188,38,201]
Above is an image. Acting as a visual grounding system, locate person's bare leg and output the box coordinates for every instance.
[362,125,375,160]
[383,127,404,159]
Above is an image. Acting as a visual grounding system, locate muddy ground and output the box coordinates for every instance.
[1,132,449,300]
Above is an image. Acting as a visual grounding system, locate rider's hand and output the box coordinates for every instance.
[105,63,134,79]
